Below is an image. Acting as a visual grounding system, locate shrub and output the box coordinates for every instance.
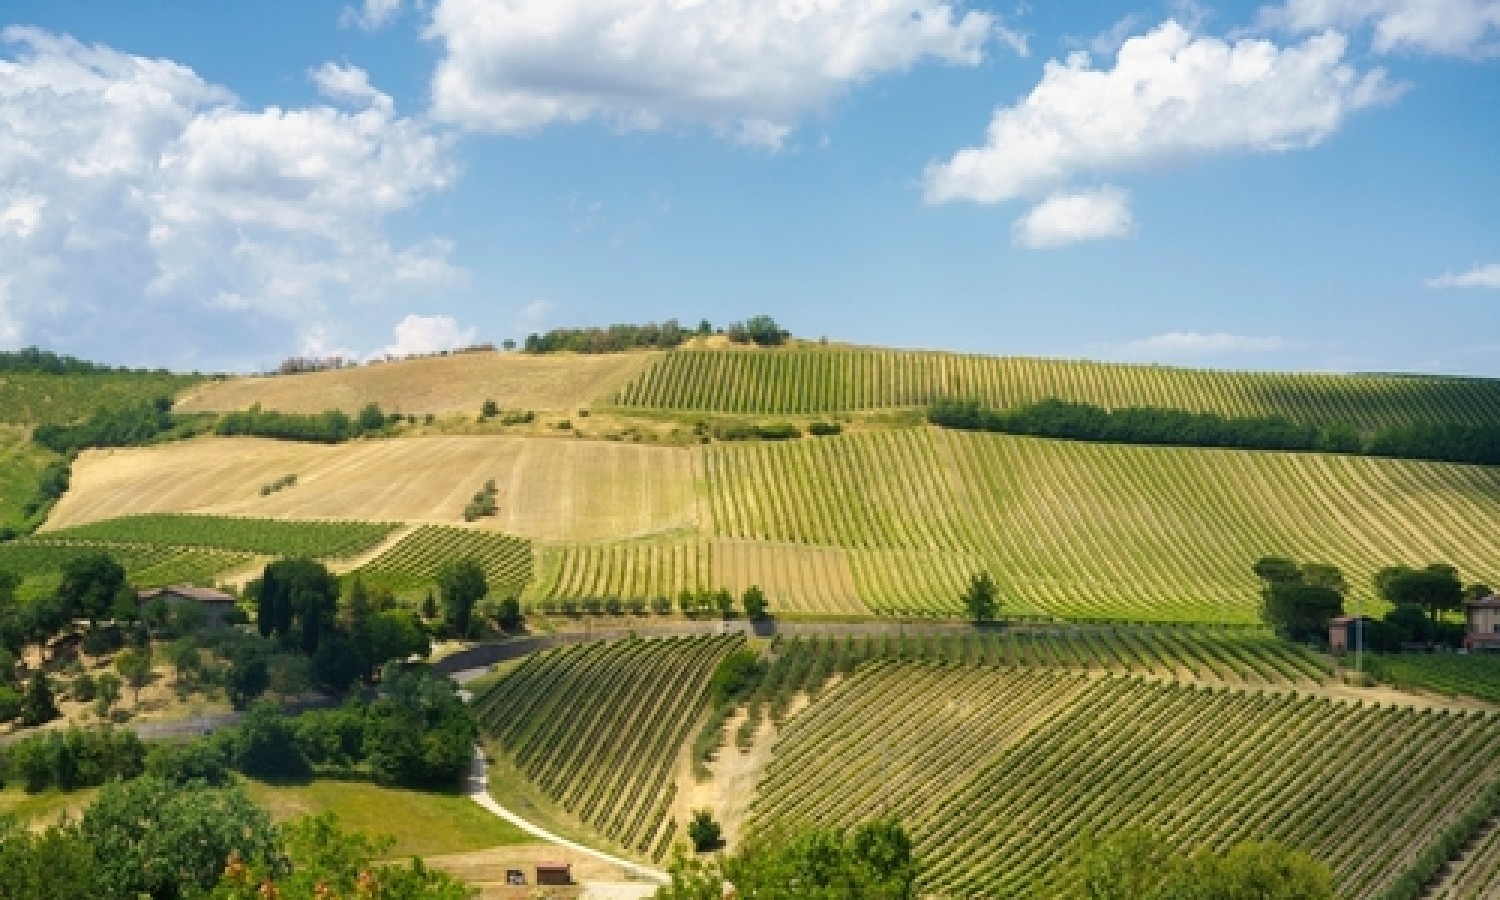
[808,421,842,436]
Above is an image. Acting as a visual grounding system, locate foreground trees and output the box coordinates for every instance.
[1060,829,1333,900]
[658,819,919,900]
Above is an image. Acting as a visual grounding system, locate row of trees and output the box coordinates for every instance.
[0,346,172,376]
[522,315,791,353]
[216,402,392,444]
[930,398,1354,454]
[931,397,1500,468]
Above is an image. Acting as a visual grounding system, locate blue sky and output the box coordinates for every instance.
[1,0,1497,375]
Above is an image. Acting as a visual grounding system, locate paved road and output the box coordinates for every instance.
[465,749,668,885]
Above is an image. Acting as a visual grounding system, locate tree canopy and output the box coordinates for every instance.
[1253,558,1346,643]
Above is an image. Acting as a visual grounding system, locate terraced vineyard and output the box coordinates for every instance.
[44,514,400,558]
[470,635,739,860]
[751,663,1500,898]
[705,428,1500,621]
[612,349,1500,428]
[357,525,533,595]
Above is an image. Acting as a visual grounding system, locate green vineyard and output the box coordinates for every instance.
[703,428,1500,621]
[44,514,400,558]
[1367,654,1500,705]
[757,628,1331,688]
[610,349,1500,428]
[0,539,253,598]
[751,662,1500,898]
[357,525,533,595]
[471,635,740,860]
[1431,817,1500,899]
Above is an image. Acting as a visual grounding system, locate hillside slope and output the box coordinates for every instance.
[176,351,654,416]
[611,349,1500,428]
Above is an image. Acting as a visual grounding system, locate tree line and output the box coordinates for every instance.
[0,346,174,377]
[523,315,790,353]
[216,402,393,444]
[929,397,1500,467]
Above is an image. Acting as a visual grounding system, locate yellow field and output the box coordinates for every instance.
[176,350,655,416]
[45,435,701,542]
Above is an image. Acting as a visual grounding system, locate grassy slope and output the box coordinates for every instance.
[242,778,529,857]
[0,425,53,531]
[611,348,1500,428]
[0,370,200,428]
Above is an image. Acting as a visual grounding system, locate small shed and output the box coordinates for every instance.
[535,862,571,886]
[137,585,237,631]
[1329,615,1374,655]
[1465,595,1500,651]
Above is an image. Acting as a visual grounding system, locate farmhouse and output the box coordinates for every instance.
[1465,595,1500,652]
[137,584,237,631]
[1328,615,1375,655]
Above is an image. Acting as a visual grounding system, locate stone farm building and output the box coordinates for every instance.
[137,585,237,631]
[1466,595,1500,652]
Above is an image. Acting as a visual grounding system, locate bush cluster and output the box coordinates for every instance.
[525,320,694,353]
[259,473,298,496]
[463,480,499,522]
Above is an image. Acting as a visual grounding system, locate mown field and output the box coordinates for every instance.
[471,634,1500,898]
[610,348,1500,428]
[177,350,652,416]
[45,435,700,542]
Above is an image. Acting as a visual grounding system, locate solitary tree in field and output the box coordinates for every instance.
[688,810,722,852]
[962,572,1000,624]
[95,672,122,719]
[437,559,488,636]
[741,586,768,620]
[20,670,58,726]
[115,646,153,706]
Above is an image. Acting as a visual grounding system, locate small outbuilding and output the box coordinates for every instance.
[1328,615,1375,655]
[1465,595,1500,652]
[137,584,237,631]
[535,862,572,886]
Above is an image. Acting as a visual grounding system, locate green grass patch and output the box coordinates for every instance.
[0,787,100,828]
[0,425,57,532]
[0,370,200,428]
[241,777,530,858]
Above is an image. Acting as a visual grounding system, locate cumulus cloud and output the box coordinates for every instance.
[424,0,1009,147]
[1428,263,1500,290]
[1260,0,1500,57]
[341,0,406,31]
[1120,331,1290,356]
[925,20,1399,205]
[375,313,478,358]
[0,28,459,368]
[1013,187,1134,249]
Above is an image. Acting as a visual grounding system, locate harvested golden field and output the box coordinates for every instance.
[176,351,655,415]
[44,435,701,541]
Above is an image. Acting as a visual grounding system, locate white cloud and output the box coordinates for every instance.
[424,0,1008,147]
[375,313,478,358]
[1260,0,1500,57]
[1120,331,1290,356]
[1012,186,1134,249]
[1428,263,1500,290]
[516,298,554,335]
[0,29,459,367]
[341,0,405,31]
[925,20,1400,205]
